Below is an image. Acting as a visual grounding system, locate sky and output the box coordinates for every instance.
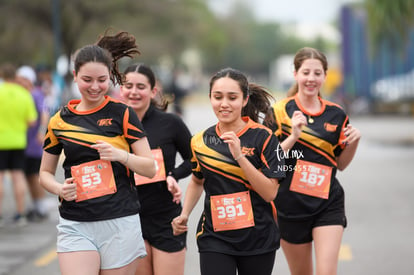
[208,0,361,41]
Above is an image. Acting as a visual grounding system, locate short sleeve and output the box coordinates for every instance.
[123,106,147,145]
[43,112,63,155]
[260,132,285,179]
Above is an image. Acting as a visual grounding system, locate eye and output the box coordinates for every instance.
[137,84,146,90]
[80,76,91,82]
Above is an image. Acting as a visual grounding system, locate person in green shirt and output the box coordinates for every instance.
[0,63,37,227]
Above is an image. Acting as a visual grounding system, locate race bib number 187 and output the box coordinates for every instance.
[290,159,332,199]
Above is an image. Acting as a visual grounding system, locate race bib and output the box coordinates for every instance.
[290,159,332,199]
[134,148,166,185]
[71,159,117,202]
[210,191,255,232]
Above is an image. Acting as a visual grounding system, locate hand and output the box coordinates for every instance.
[220,131,242,160]
[91,140,125,163]
[342,124,361,146]
[167,176,182,204]
[59,177,77,201]
[291,110,307,138]
[171,215,188,236]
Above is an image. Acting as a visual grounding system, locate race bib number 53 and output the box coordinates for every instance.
[210,191,255,232]
[290,159,332,199]
[71,159,117,202]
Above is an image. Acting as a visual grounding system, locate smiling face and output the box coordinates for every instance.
[294,58,326,98]
[120,72,155,113]
[210,77,248,127]
[73,62,110,108]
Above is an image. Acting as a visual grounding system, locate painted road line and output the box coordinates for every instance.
[339,244,352,261]
[34,248,57,267]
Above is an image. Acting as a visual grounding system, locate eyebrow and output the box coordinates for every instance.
[211,90,240,95]
[81,74,108,78]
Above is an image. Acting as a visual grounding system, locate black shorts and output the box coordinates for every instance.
[140,207,186,252]
[0,150,25,171]
[199,251,276,275]
[24,156,41,176]
[277,196,347,244]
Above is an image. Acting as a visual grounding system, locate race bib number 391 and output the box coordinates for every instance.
[290,159,332,199]
[210,191,255,232]
[71,159,117,202]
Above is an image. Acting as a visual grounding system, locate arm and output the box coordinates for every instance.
[167,117,192,203]
[39,151,77,201]
[36,110,50,144]
[166,176,182,204]
[91,137,156,178]
[236,156,279,202]
[221,131,279,202]
[280,110,307,151]
[336,124,361,171]
[171,175,204,235]
[170,117,192,180]
[129,137,156,177]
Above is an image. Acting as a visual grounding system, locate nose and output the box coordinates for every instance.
[91,80,100,90]
[308,73,316,81]
[131,86,139,94]
[220,98,230,107]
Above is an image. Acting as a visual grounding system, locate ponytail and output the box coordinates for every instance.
[242,83,275,125]
[73,30,140,85]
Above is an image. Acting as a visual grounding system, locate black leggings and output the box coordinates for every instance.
[199,250,276,275]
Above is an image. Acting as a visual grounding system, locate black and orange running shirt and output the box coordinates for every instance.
[191,117,285,256]
[43,96,145,222]
[269,95,348,219]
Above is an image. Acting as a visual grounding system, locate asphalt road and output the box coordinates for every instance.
[1,101,413,275]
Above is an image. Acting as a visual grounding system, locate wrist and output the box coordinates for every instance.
[123,151,129,165]
[234,154,245,161]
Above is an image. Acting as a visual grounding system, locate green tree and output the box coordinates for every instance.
[365,0,414,49]
[0,0,214,69]
[0,0,332,81]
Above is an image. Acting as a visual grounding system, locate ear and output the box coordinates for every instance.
[72,70,77,82]
[150,86,158,99]
[242,95,249,107]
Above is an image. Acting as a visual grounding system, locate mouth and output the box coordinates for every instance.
[128,97,142,103]
[305,84,318,91]
[220,110,231,115]
[88,90,101,97]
